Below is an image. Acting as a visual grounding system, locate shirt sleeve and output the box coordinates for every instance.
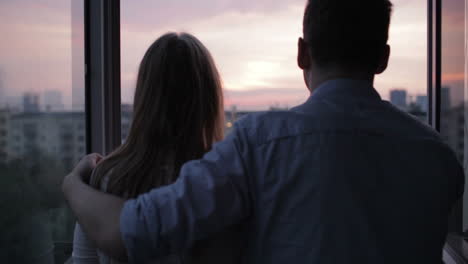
[72,223,100,264]
[120,123,253,264]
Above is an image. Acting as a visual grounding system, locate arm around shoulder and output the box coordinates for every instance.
[120,123,254,263]
[62,154,128,262]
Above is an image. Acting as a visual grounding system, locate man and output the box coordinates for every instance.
[63,0,464,263]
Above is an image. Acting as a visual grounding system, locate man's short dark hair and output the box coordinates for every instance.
[303,0,393,71]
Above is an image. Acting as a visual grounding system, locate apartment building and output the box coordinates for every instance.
[0,108,10,161]
[7,112,86,170]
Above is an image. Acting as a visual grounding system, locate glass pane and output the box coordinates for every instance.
[121,0,427,138]
[383,1,428,121]
[121,0,427,139]
[120,0,428,140]
[439,0,467,229]
[0,0,85,263]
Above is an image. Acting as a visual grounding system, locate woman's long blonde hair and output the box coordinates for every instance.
[91,32,224,198]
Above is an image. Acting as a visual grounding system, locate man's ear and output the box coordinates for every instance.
[375,44,390,74]
[298,37,311,70]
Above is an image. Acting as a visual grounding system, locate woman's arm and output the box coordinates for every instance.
[62,154,128,261]
[72,223,99,264]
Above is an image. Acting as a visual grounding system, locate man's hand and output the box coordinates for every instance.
[73,153,103,183]
[61,153,128,261]
[62,153,103,195]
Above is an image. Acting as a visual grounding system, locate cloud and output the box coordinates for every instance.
[121,0,306,32]
[443,73,465,83]
[0,0,72,100]
[0,0,70,27]
[224,87,309,110]
[121,3,306,107]
[121,0,432,107]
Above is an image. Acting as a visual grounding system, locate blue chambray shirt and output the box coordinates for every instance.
[120,79,464,264]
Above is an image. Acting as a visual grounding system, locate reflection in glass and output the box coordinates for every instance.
[438,0,466,230]
[0,0,85,262]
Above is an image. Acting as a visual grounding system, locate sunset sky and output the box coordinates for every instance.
[0,0,464,110]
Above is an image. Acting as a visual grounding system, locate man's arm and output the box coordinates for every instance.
[62,154,128,261]
[120,124,253,263]
[63,123,253,263]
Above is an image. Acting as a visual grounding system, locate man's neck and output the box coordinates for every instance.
[307,70,375,94]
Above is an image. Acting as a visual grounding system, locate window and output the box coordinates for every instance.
[0,0,85,262]
[0,0,458,261]
[120,0,428,140]
[438,0,467,231]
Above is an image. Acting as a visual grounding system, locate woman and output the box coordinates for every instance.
[72,32,242,264]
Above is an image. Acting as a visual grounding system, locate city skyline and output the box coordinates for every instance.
[0,87,433,112]
[0,0,465,110]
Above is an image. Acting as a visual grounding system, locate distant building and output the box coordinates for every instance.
[415,95,428,113]
[407,103,427,123]
[440,103,464,161]
[7,112,86,170]
[4,96,22,110]
[23,92,40,113]
[0,109,10,161]
[2,107,136,167]
[441,86,451,111]
[224,107,254,135]
[390,89,407,110]
[0,72,4,107]
[269,106,289,111]
[43,90,64,112]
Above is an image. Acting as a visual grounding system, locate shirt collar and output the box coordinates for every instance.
[293,78,382,112]
[311,78,381,102]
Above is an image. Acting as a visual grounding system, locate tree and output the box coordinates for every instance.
[0,151,72,263]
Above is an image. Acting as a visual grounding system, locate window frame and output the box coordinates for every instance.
[428,0,465,235]
[84,0,121,156]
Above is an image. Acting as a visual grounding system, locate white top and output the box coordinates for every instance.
[72,174,182,264]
